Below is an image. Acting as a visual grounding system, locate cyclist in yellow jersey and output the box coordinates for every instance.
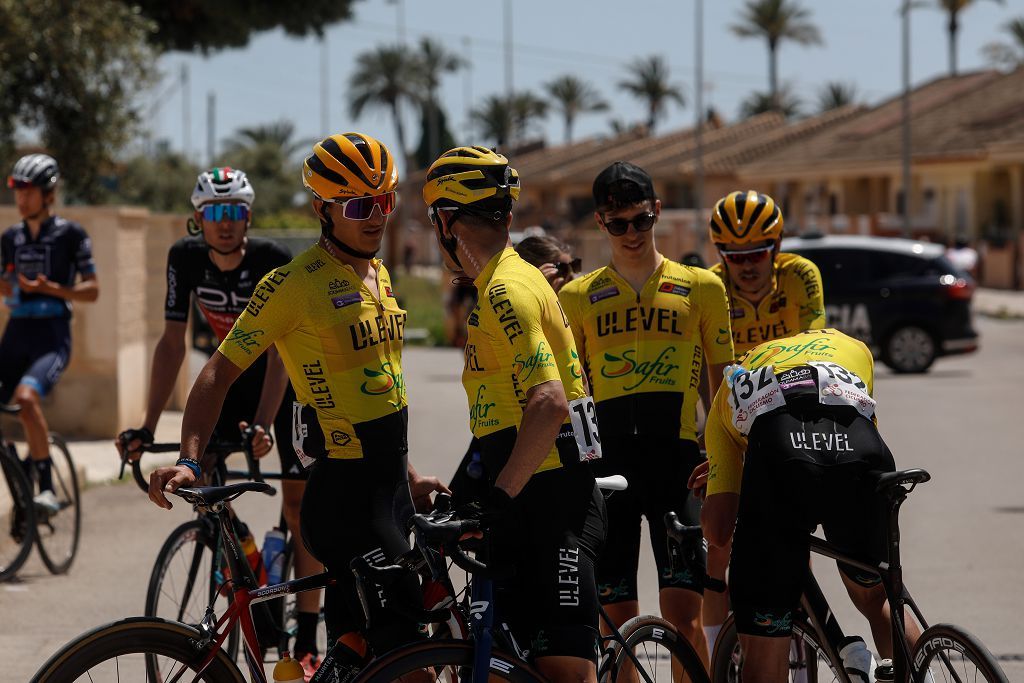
[558,161,732,666]
[708,190,825,357]
[424,146,605,683]
[148,132,447,669]
[698,329,923,683]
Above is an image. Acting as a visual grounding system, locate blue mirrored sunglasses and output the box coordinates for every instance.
[200,203,250,222]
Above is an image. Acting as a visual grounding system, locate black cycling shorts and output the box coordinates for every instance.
[214,357,306,481]
[592,436,705,603]
[299,452,424,654]
[729,402,895,638]
[490,465,607,663]
[0,317,71,403]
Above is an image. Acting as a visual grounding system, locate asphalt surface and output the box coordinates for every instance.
[6,320,1024,681]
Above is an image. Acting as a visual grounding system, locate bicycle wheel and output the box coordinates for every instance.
[145,518,240,662]
[711,613,838,683]
[31,616,245,682]
[355,639,546,682]
[276,543,328,656]
[0,444,35,582]
[912,623,1008,683]
[607,615,710,683]
[34,433,81,574]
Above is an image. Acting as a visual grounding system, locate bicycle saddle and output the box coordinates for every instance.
[174,481,276,506]
[0,403,20,414]
[874,468,930,495]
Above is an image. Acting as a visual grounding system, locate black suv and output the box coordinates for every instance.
[781,234,978,373]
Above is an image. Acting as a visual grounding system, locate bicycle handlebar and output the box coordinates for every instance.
[120,435,266,495]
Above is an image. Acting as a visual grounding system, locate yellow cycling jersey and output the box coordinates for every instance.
[464,248,597,475]
[218,243,407,460]
[710,252,826,357]
[558,257,734,441]
[705,328,875,495]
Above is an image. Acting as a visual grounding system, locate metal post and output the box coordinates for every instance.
[320,35,329,133]
[504,0,513,98]
[695,0,705,248]
[463,36,473,141]
[206,91,215,165]
[181,63,191,160]
[901,1,912,238]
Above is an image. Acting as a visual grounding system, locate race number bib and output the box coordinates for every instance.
[726,365,787,435]
[568,395,602,462]
[809,362,875,420]
[291,401,316,469]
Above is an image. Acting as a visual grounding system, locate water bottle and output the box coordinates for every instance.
[874,658,895,683]
[262,528,287,586]
[239,530,267,585]
[839,636,876,683]
[466,451,484,480]
[273,651,305,683]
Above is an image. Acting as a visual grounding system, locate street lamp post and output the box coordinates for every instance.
[695,0,705,250]
[901,0,913,239]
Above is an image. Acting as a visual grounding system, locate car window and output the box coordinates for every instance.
[797,248,870,296]
[873,252,927,278]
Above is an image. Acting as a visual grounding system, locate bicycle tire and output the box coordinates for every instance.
[0,444,35,582]
[145,518,240,662]
[912,623,1009,683]
[354,639,546,682]
[711,612,838,683]
[34,433,81,574]
[608,614,710,683]
[30,616,245,682]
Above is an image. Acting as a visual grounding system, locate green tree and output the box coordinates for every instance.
[349,45,421,162]
[740,87,802,119]
[220,121,306,214]
[982,15,1024,70]
[545,75,609,144]
[0,0,155,203]
[937,0,1004,76]
[120,0,360,53]
[413,38,464,162]
[471,93,549,148]
[617,56,685,134]
[731,0,822,101]
[109,143,199,212]
[817,81,858,112]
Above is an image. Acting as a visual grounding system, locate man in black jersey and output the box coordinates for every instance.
[115,167,323,669]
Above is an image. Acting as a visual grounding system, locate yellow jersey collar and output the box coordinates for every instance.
[606,253,667,298]
[473,247,516,290]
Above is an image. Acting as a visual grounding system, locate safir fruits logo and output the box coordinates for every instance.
[360,361,405,403]
[600,347,679,391]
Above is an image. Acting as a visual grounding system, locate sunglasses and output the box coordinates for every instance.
[7,178,35,189]
[326,191,397,220]
[200,203,251,222]
[555,258,582,277]
[602,212,656,237]
[719,245,774,265]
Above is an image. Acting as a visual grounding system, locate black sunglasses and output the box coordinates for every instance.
[602,212,656,236]
[555,258,582,277]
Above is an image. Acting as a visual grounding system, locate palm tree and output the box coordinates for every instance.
[617,56,685,134]
[731,0,822,101]
[938,0,1004,76]
[740,87,802,119]
[222,121,306,159]
[981,15,1024,70]
[470,92,548,148]
[220,121,306,212]
[348,45,420,161]
[545,75,609,144]
[414,37,464,159]
[817,81,858,112]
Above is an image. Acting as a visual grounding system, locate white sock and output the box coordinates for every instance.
[704,624,723,659]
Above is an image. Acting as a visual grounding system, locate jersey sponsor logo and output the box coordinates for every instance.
[753,611,792,635]
[226,327,264,355]
[360,361,405,400]
[350,311,406,350]
[330,430,352,447]
[467,309,480,327]
[302,360,335,409]
[196,286,250,311]
[384,285,393,298]
[166,264,179,308]
[794,262,822,300]
[657,282,691,297]
[327,278,351,294]
[588,285,619,304]
[745,337,837,367]
[600,346,679,391]
[788,431,854,452]
[469,385,498,430]
[513,341,555,381]
[245,269,291,317]
[777,366,815,389]
[716,327,731,345]
[596,307,682,337]
[735,320,793,348]
[569,348,582,380]
[731,307,745,319]
[486,283,523,344]
[767,294,787,314]
[332,291,363,308]
[464,344,484,371]
[557,547,581,606]
[305,258,325,274]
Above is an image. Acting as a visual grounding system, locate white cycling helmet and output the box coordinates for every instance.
[190,167,255,209]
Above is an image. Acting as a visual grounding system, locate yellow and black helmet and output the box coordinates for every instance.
[709,190,784,247]
[302,132,398,200]
[423,146,520,218]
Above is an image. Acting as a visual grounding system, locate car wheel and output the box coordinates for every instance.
[883,326,936,373]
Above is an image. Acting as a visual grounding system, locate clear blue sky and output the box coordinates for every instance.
[147,0,1019,173]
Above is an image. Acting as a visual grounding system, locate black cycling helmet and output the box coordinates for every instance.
[8,154,60,191]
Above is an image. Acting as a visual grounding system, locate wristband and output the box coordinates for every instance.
[176,458,202,479]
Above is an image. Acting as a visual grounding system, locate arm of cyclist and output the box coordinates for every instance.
[116,320,188,460]
[18,271,99,302]
[698,382,745,548]
[148,351,244,509]
[241,346,289,459]
[494,379,569,498]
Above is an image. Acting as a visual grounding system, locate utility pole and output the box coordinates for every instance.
[463,36,473,142]
[206,91,215,165]
[694,0,705,249]
[320,35,329,133]
[901,0,913,238]
[503,0,513,98]
[181,63,191,160]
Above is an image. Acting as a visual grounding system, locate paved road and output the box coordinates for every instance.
[7,322,1023,680]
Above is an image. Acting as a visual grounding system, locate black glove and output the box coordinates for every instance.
[118,426,154,454]
[472,486,514,531]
